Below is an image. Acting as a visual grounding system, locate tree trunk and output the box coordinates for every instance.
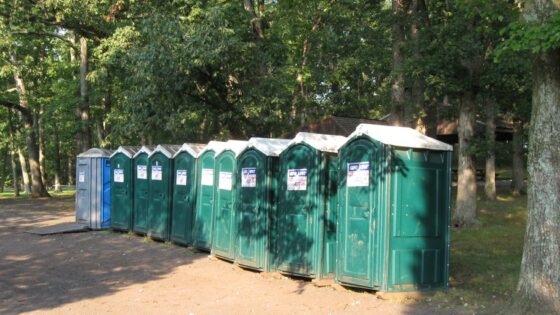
[512,119,526,196]
[10,148,19,196]
[390,0,410,127]
[7,109,20,196]
[53,121,62,192]
[67,157,75,185]
[17,148,31,194]
[37,104,48,188]
[453,90,478,227]
[0,147,7,193]
[78,36,91,152]
[515,9,560,309]
[484,98,496,200]
[11,53,49,197]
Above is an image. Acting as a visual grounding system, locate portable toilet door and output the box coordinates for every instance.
[193,141,227,250]
[211,140,248,261]
[76,148,112,230]
[171,143,206,246]
[147,145,181,241]
[235,138,290,271]
[132,146,155,235]
[110,146,139,232]
[275,132,346,279]
[337,124,452,292]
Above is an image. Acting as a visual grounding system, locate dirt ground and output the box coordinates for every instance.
[0,196,467,315]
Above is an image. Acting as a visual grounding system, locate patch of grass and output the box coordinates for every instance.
[96,230,112,235]
[142,236,153,243]
[0,189,75,200]
[495,167,513,180]
[432,192,527,310]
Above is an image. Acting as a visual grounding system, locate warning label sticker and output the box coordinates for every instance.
[176,170,187,186]
[137,165,147,180]
[151,165,162,181]
[287,169,307,191]
[347,162,369,187]
[241,168,257,187]
[219,172,233,190]
[201,168,214,186]
[78,171,85,183]
[114,169,124,183]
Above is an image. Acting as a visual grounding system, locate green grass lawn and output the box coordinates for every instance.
[0,189,76,200]
[432,192,527,311]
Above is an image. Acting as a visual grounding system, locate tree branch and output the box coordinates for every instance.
[11,31,78,49]
[0,98,31,117]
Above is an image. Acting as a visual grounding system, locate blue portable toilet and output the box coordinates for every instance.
[76,148,112,229]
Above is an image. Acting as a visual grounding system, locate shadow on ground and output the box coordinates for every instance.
[0,196,204,315]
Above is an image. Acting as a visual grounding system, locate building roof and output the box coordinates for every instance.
[198,141,228,157]
[78,148,113,158]
[110,146,141,159]
[150,144,182,158]
[246,137,291,157]
[217,140,249,157]
[286,132,347,153]
[132,145,156,158]
[173,143,207,158]
[349,124,453,151]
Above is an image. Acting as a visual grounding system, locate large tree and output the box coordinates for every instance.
[511,0,560,313]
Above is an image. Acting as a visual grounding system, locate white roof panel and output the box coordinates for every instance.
[246,137,291,156]
[349,124,453,151]
[78,148,112,158]
[173,143,207,158]
[110,146,140,159]
[150,144,182,158]
[217,140,249,157]
[132,145,156,158]
[286,132,347,153]
[198,141,228,157]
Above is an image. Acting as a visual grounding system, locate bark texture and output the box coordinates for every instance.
[515,2,560,313]
[516,48,560,315]
[7,109,20,196]
[512,120,526,195]
[53,121,62,192]
[11,53,49,197]
[390,0,411,127]
[78,36,91,153]
[17,148,31,194]
[453,90,478,227]
[484,99,496,200]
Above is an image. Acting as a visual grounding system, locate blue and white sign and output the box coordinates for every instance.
[137,165,147,180]
[114,169,124,183]
[176,170,187,186]
[219,171,233,190]
[347,162,369,187]
[241,168,257,187]
[201,168,214,186]
[151,165,163,181]
[287,168,307,191]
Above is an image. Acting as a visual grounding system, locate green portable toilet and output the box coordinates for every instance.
[337,124,452,292]
[171,143,206,246]
[193,141,228,251]
[235,137,290,271]
[147,144,181,241]
[275,132,346,279]
[132,146,155,235]
[211,140,248,261]
[110,146,140,232]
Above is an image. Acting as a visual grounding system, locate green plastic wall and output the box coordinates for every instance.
[110,152,134,231]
